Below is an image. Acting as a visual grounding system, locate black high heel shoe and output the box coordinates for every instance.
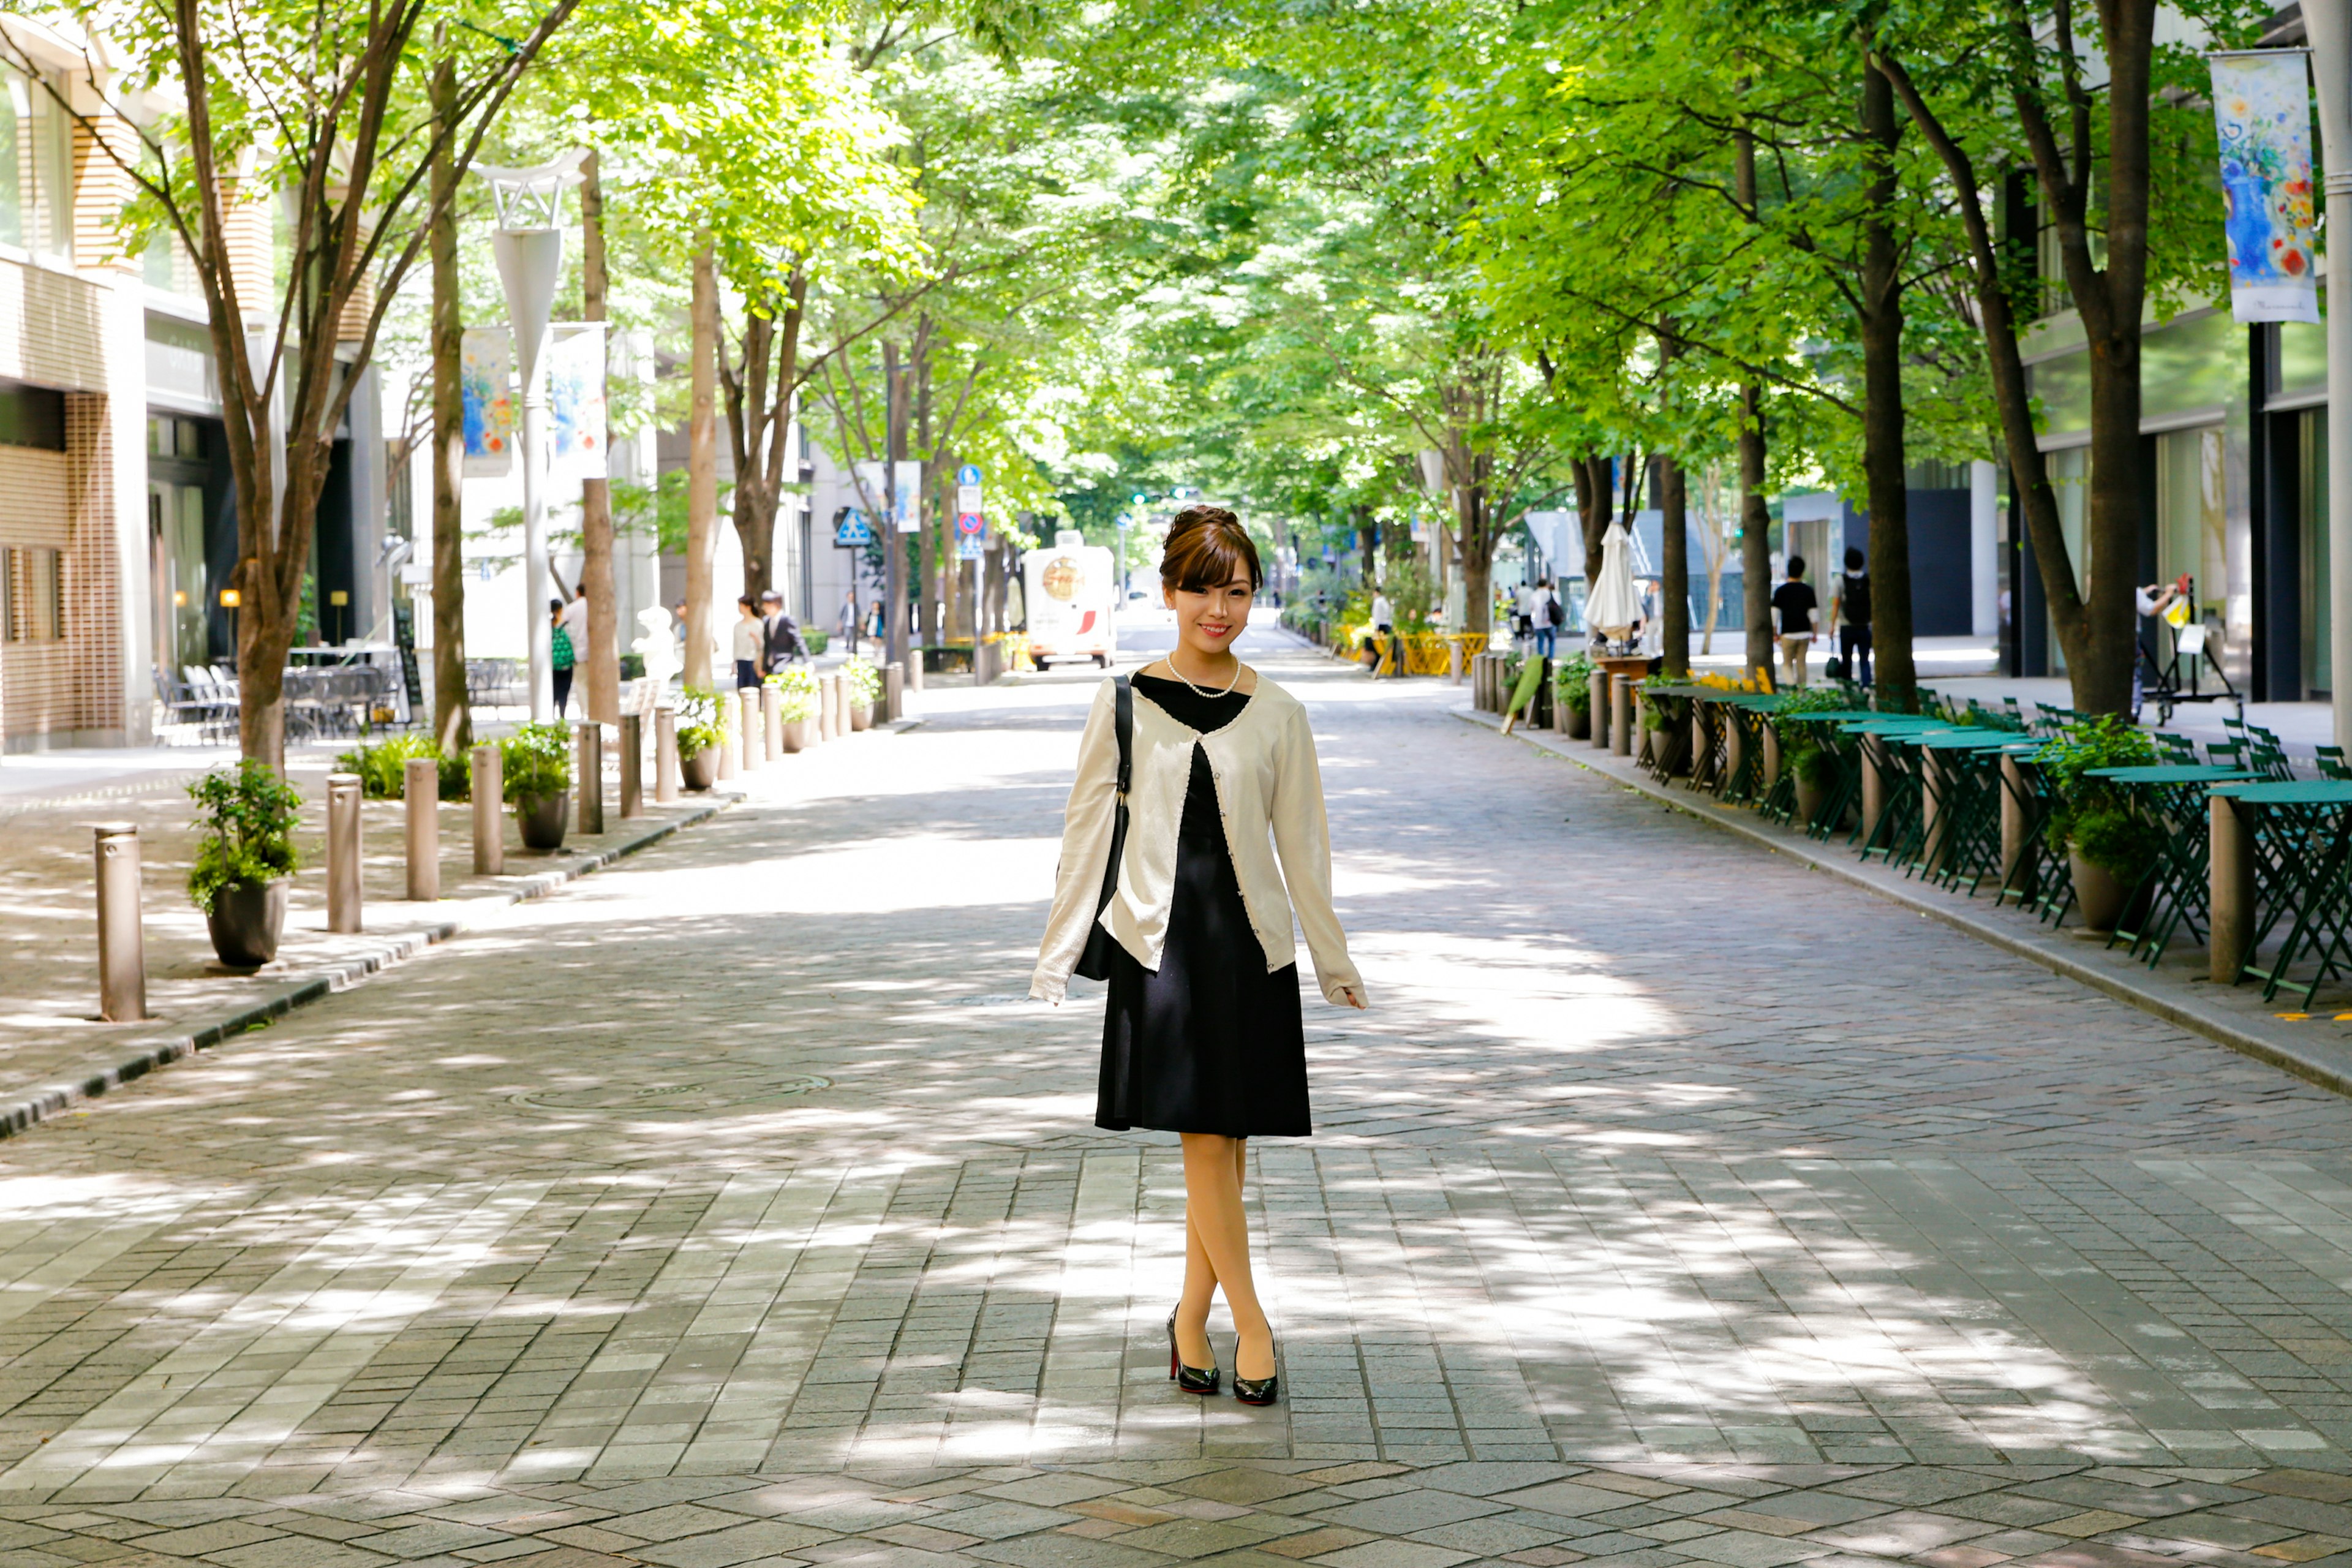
[1166,1310,1219,1395]
[1233,1369,1279,1406]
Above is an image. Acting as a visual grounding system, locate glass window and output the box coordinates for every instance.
[2307,408,2332,696]
[2031,352,2092,439]
[2047,446,2090,674]
[2156,426,2227,679]
[2280,311,2329,402]
[0,65,72,259]
[2,546,63,642]
[2141,312,2245,423]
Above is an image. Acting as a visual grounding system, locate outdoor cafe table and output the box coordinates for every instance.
[2082,764,2259,966]
[2207,778,2352,1001]
[1913,732,2032,893]
[1839,717,1961,864]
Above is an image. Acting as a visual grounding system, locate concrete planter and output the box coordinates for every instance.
[1561,702,1590,740]
[517,792,570,851]
[206,878,287,969]
[2068,850,2149,933]
[680,748,718,792]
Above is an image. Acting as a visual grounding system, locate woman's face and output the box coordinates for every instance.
[1166,571,1255,661]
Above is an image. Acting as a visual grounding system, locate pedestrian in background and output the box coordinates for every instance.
[733,595,763,690]
[559,582,589,692]
[1831,548,1872,687]
[1533,577,1560,661]
[1033,504,1366,1412]
[549,598,575,717]
[839,589,858,652]
[1773,556,1819,688]
[760,590,803,671]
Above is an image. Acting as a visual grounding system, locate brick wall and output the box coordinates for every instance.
[0,396,123,742]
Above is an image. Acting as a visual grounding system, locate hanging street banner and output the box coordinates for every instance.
[835,510,873,546]
[459,328,514,477]
[2209,50,2320,324]
[548,324,608,481]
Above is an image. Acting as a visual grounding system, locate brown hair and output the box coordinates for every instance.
[1159,505,1262,594]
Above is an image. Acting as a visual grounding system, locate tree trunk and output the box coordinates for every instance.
[577,148,617,725]
[1659,457,1689,678]
[1738,386,1773,684]
[914,348,938,647]
[882,339,909,673]
[684,235,718,691]
[428,45,469,756]
[1733,111,1775,686]
[1455,450,1493,635]
[1575,453,1611,590]
[1858,63,1916,714]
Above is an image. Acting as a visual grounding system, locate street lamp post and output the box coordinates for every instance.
[2308,0,2352,743]
[475,151,586,724]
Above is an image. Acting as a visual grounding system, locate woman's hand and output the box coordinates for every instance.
[1338,986,1368,1010]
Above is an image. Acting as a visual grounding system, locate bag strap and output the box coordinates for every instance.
[1112,675,1132,797]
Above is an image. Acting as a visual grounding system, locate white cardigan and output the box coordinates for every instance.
[1030,674,1365,1008]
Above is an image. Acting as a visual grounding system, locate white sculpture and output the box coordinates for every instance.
[631,605,679,712]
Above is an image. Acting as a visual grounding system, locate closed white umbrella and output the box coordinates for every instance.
[1588,521,1642,641]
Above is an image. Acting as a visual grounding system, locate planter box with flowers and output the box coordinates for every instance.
[844,659,883,729]
[502,723,575,850]
[676,686,730,790]
[765,665,819,751]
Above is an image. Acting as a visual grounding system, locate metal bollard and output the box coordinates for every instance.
[1448,639,1462,685]
[1760,722,1780,788]
[886,661,904,722]
[472,743,504,873]
[1859,736,1887,845]
[327,772,363,933]
[619,712,644,818]
[1920,750,1946,875]
[1590,670,1608,750]
[655,707,681,802]
[851,672,872,731]
[739,691,763,771]
[577,722,605,834]
[908,651,924,693]
[717,702,739,781]
[761,685,782,761]
[1610,675,1632,757]
[2211,794,2256,984]
[92,823,147,1022]
[818,673,839,742]
[405,756,439,902]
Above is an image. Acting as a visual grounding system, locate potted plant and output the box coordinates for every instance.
[1770,688,1850,828]
[1553,652,1594,739]
[676,686,728,790]
[2034,715,2160,931]
[336,735,469,801]
[844,660,883,729]
[767,665,818,752]
[187,761,303,968]
[502,722,575,850]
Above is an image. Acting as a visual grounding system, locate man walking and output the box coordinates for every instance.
[760,590,804,674]
[1830,548,1872,687]
[1771,555,1819,689]
[1532,577,1561,662]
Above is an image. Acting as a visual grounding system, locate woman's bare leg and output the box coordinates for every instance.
[1182,1133,1273,1380]
[1176,1207,1218,1369]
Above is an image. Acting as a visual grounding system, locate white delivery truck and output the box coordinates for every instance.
[1023,530,1118,668]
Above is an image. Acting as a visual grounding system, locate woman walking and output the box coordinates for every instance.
[1031,505,1366,1408]
[548,598,575,717]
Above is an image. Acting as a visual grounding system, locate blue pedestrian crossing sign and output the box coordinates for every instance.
[835,510,873,546]
[956,463,984,487]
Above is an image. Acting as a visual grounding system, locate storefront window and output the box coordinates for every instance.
[2047,445,2090,674]
[2307,408,2332,696]
[2279,314,2328,404]
[2141,312,2244,424]
[0,65,74,260]
[2156,426,2227,676]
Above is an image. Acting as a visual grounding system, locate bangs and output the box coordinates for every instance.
[1160,507,1264,592]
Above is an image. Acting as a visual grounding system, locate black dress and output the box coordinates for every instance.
[1098,673,1310,1137]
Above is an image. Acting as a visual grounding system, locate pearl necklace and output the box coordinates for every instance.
[1166,649,1243,699]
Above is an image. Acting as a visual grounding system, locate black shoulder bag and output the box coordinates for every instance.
[1073,676,1133,981]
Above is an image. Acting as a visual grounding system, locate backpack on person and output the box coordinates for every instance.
[1544,594,1565,628]
[1843,571,1871,626]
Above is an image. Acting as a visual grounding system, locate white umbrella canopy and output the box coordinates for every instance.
[1588,520,1642,640]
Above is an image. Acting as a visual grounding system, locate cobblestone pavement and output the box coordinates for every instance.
[20,636,2352,1566]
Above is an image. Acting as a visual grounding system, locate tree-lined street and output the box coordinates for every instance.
[10,644,2352,1564]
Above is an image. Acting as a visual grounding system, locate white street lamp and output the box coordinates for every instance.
[474,150,586,723]
[2305,1,2352,742]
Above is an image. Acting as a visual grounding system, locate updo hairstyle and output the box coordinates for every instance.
[1159,505,1263,595]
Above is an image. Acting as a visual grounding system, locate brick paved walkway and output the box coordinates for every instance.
[15,638,2352,1566]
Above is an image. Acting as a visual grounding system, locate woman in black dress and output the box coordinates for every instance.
[1032,507,1366,1408]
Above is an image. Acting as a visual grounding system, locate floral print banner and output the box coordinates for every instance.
[460,328,515,477]
[2209,50,2320,325]
[548,325,608,483]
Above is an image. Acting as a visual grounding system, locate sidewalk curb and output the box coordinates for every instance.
[0,794,737,1141]
[1454,706,2352,1101]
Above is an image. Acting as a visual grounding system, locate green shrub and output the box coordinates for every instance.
[500,723,574,804]
[843,660,883,706]
[765,664,819,723]
[2034,714,2161,880]
[676,686,729,761]
[336,734,469,801]
[803,630,830,656]
[1553,652,1596,712]
[187,761,301,914]
[1770,688,1852,790]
